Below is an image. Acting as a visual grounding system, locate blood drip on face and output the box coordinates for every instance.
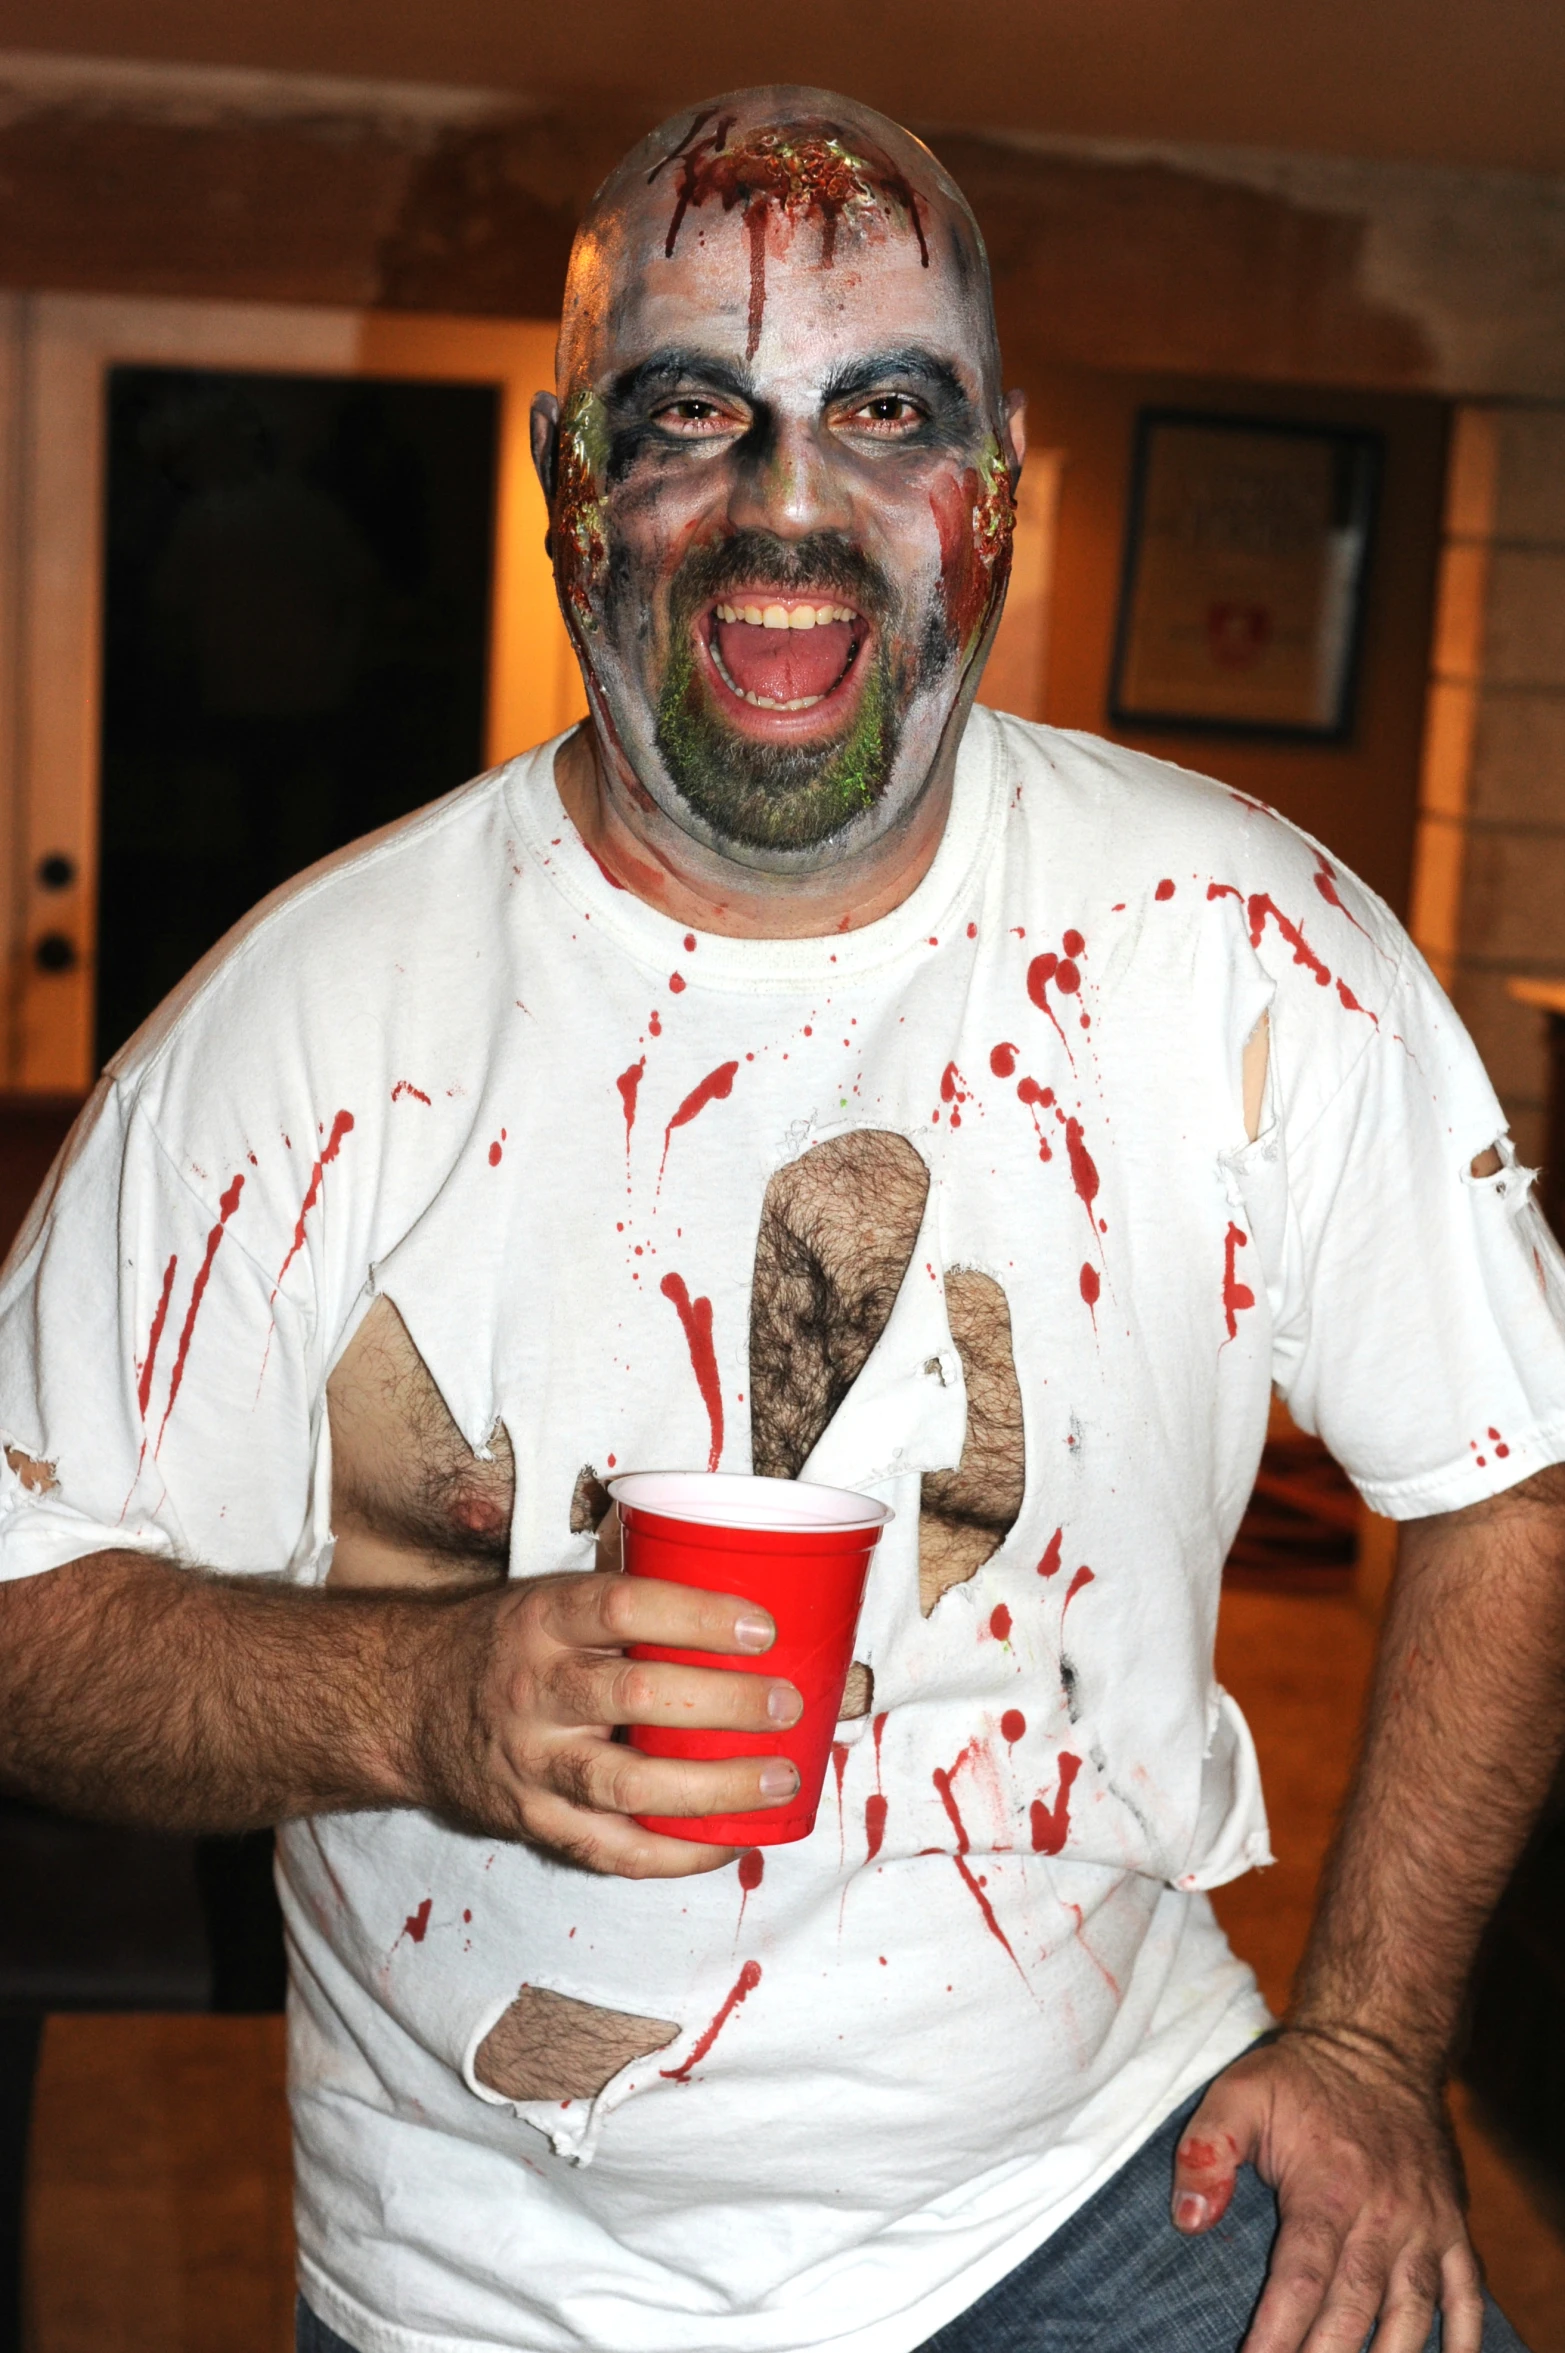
[652,112,930,360]
[929,453,1015,656]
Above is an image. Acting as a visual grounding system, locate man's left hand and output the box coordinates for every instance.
[1170,2028,1484,2353]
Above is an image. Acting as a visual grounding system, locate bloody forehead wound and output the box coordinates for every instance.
[558,86,999,395]
[649,110,932,360]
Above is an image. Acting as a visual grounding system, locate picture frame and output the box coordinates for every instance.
[1109,410,1382,742]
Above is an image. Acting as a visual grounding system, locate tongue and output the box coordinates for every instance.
[714,617,856,705]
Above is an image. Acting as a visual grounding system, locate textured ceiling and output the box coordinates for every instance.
[3,0,1564,177]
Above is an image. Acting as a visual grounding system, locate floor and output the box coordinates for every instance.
[22,1588,1565,2352]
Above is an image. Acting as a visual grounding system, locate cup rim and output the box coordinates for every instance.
[607,1470,892,1533]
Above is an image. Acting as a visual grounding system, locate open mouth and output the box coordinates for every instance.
[698,593,870,730]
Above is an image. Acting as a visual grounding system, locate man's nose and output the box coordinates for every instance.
[726,417,854,541]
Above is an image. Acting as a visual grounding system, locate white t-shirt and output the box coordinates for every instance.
[4,710,1564,2353]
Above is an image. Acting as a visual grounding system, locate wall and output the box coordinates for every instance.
[1413,403,1565,1163]
[5,58,1565,401]
[1019,363,1449,916]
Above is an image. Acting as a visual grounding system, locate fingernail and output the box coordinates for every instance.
[735,1613,774,1652]
[766,1682,801,1723]
[758,1761,799,1800]
[1173,2193,1210,2232]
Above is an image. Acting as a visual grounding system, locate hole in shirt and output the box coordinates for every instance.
[474,1984,679,2102]
[748,1131,1024,1621]
[326,1296,512,1587]
[840,1661,875,1720]
[1242,1012,1269,1145]
[570,1464,612,1534]
[5,1446,57,1494]
[1470,1143,1504,1180]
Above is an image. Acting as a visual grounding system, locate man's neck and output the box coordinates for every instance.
[551,724,957,941]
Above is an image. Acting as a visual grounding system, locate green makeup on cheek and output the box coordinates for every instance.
[555,390,612,629]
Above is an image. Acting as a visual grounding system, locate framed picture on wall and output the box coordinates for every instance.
[1109,411,1381,741]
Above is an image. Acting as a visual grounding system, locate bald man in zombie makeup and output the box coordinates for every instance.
[0,86,1561,2353]
[540,104,1013,890]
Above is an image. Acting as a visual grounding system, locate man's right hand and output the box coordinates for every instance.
[402,1567,802,1875]
[0,1552,799,1877]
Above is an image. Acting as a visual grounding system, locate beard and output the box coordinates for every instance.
[629,531,941,855]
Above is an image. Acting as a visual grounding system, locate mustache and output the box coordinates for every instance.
[665,529,894,620]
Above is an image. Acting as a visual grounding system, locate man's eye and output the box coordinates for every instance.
[842,395,926,436]
[652,399,741,436]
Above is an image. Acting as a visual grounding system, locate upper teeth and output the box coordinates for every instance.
[714,602,857,629]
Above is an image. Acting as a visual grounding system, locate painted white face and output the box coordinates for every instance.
[551,115,1015,870]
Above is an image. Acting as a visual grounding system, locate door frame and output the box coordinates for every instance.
[0,293,579,1092]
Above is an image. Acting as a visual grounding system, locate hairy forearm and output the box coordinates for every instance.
[0,1552,463,1833]
[1290,1469,1565,2084]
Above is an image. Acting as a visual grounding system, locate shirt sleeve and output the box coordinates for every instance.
[0,1077,324,1583]
[1258,941,1565,1517]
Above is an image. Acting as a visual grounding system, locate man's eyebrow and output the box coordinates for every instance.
[607,350,754,410]
[820,349,973,408]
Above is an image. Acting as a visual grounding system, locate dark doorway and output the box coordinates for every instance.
[96,366,499,1068]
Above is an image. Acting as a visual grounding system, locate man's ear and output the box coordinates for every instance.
[531,392,561,505]
[1004,387,1027,483]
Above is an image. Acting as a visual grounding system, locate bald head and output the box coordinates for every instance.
[532,86,1020,879]
[560,89,1001,402]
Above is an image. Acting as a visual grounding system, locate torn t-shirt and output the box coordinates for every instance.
[3,707,1565,2353]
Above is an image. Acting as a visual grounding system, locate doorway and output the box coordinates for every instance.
[0,296,582,1092]
[97,366,499,1065]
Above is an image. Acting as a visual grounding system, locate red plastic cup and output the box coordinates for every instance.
[608,1472,891,1846]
